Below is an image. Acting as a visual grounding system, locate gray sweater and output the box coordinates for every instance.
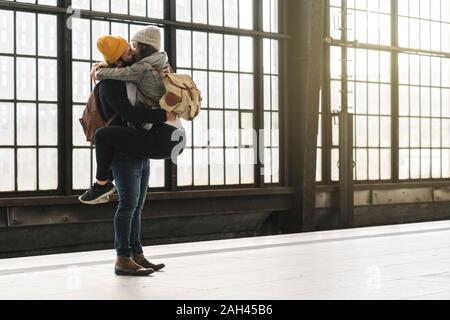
[96,52,183,130]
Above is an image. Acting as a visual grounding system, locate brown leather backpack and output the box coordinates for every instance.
[79,82,117,145]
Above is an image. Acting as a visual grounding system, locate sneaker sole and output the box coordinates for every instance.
[78,186,116,205]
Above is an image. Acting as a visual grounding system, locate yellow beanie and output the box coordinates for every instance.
[96,35,129,65]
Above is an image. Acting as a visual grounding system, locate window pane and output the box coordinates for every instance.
[224,35,239,71]
[39,104,57,146]
[239,36,253,72]
[209,33,223,70]
[129,0,146,17]
[148,0,164,19]
[0,149,14,191]
[16,12,36,55]
[399,149,409,179]
[316,148,322,182]
[0,56,14,99]
[111,22,128,41]
[193,110,208,147]
[0,103,14,146]
[92,0,109,11]
[72,0,89,9]
[111,0,128,14]
[39,148,58,190]
[239,0,253,29]
[72,18,90,60]
[16,58,36,101]
[193,32,207,69]
[38,59,57,101]
[224,0,238,28]
[193,70,208,107]
[149,160,165,188]
[240,147,254,183]
[177,0,191,22]
[272,112,279,147]
[399,117,409,147]
[73,104,90,147]
[176,30,191,69]
[225,148,239,184]
[17,148,37,191]
[72,148,91,189]
[210,148,224,185]
[72,62,90,103]
[194,148,209,185]
[38,14,57,57]
[368,148,379,180]
[209,72,223,109]
[431,149,441,178]
[264,148,272,182]
[225,111,239,146]
[239,74,254,110]
[241,112,254,146]
[380,149,391,179]
[208,0,223,26]
[209,110,224,146]
[272,76,279,110]
[224,73,239,109]
[17,103,36,146]
[0,10,14,54]
[177,148,192,186]
[272,148,279,182]
[356,148,368,180]
[193,0,207,24]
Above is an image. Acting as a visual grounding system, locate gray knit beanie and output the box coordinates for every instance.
[131,26,161,51]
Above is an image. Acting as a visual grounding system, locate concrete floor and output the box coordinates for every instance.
[1,220,450,300]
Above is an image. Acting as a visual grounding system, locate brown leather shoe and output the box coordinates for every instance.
[132,253,166,271]
[114,256,155,276]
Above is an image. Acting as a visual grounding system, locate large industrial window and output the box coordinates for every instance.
[397,0,450,180]
[175,1,254,187]
[175,0,280,187]
[0,7,58,192]
[324,0,450,183]
[175,30,256,186]
[0,0,282,196]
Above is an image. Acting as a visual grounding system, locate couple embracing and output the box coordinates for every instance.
[79,26,186,276]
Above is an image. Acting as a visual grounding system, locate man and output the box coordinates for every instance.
[88,32,170,276]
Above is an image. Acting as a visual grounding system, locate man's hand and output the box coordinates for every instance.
[166,111,177,122]
[90,61,109,82]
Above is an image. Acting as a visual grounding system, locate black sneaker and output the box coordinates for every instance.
[78,182,116,205]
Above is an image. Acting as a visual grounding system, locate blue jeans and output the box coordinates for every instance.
[111,151,150,257]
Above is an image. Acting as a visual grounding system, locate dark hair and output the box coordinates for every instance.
[136,42,158,60]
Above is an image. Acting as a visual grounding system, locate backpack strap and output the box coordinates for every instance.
[93,80,118,126]
[105,114,117,125]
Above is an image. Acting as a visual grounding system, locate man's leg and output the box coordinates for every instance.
[129,158,150,256]
[129,158,166,271]
[111,152,154,276]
